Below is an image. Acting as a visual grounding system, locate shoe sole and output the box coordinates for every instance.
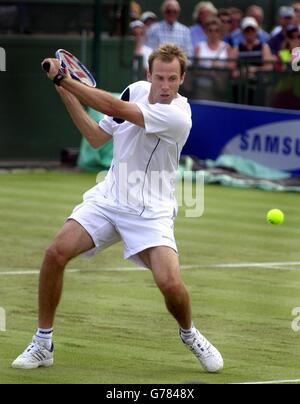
[12,359,54,370]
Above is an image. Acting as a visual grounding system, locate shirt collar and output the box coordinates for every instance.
[162,20,178,30]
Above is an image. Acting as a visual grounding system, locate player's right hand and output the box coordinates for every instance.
[55,85,79,105]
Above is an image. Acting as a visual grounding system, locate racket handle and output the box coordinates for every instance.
[42,61,50,72]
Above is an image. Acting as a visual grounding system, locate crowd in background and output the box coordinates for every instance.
[129,0,300,76]
[1,0,299,80]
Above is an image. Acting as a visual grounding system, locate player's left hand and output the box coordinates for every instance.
[41,58,63,80]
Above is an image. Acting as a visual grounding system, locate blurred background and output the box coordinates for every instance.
[0,0,300,182]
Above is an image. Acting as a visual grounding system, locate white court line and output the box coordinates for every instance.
[216,262,300,268]
[0,268,149,276]
[0,269,81,276]
[0,265,201,276]
[1,262,300,276]
[234,379,300,385]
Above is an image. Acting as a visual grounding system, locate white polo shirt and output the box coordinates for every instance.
[85,80,192,219]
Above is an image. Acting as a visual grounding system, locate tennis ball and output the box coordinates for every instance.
[267,209,285,225]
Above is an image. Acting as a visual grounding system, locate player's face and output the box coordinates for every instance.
[147,58,185,104]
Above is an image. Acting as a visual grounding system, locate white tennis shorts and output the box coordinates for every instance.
[68,198,177,268]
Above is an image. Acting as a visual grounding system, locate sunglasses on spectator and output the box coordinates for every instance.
[221,19,232,24]
[208,28,221,33]
[165,9,179,15]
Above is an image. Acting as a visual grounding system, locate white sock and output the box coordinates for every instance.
[180,324,197,340]
[35,328,53,350]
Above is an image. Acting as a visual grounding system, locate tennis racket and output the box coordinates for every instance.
[42,49,97,88]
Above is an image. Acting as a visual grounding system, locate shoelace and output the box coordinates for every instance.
[26,344,35,352]
[183,332,215,360]
[191,336,214,359]
[23,341,45,358]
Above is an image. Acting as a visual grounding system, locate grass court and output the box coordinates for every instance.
[0,171,300,384]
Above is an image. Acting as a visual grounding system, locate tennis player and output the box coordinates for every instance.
[12,44,223,373]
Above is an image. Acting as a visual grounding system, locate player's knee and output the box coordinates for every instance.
[44,244,70,268]
[158,278,183,297]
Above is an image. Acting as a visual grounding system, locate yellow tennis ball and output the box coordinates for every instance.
[267,209,285,225]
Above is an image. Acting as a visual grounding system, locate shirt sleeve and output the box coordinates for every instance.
[98,87,131,136]
[99,115,115,136]
[136,102,192,143]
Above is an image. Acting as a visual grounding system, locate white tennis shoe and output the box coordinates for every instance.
[12,337,54,370]
[180,329,223,373]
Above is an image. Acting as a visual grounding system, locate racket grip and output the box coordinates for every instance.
[42,61,50,72]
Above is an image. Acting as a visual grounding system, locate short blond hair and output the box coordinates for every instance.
[148,44,187,76]
[193,1,218,21]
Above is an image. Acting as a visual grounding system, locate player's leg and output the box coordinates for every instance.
[139,246,192,329]
[39,219,95,329]
[12,200,121,370]
[139,246,223,373]
[12,219,95,370]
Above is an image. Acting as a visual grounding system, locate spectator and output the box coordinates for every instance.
[271,6,295,37]
[130,20,153,72]
[269,7,296,54]
[130,1,142,21]
[278,24,300,64]
[224,5,270,46]
[146,0,193,58]
[246,5,270,43]
[235,17,273,77]
[141,11,157,30]
[218,9,232,39]
[225,7,244,46]
[141,11,157,42]
[190,2,218,47]
[194,17,235,69]
[291,2,300,27]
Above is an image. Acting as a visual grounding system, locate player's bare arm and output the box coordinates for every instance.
[43,58,145,129]
[56,87,111,149]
